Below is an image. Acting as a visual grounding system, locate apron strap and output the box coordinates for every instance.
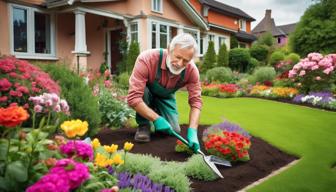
[155,49,163,81]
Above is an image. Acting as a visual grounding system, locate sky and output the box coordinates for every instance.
[216,0,314,28]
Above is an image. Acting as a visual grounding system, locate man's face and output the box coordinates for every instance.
[167,45,194,73]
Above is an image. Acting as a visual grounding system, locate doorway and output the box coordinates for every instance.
[109,29,123,74]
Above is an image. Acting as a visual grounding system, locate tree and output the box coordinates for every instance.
[256,32,275,47]
[126,41,140,74]
[289,0,336,56]
[230,36,239,49]
[217,43,228,67]
[202,41,216,72]
[249,44,269,63]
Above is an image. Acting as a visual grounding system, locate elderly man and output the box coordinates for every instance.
[127,33,202,152]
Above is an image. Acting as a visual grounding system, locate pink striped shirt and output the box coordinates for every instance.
[127,49,202,109]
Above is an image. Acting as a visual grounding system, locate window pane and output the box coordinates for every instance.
[160,25,167,33]
[200,38,203,55]
[152,23,156,31]
[160,33,167,48]
[13,7,27,52]
[152,32,156,48]
[131,33,137,42]
[35,12,51,54]
[131,23,138,32]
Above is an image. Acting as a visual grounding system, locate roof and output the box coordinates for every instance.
[199,0,255,21]
[277,23,297,35]
[235,31,257,42]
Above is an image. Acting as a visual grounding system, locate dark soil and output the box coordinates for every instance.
[96,125,297,192]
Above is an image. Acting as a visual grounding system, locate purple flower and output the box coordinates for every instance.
[118,172,132,188]
[60,140,94,161]
[204,121,250,139]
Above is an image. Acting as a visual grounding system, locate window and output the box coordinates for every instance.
[10,4,55,58]
[208,34,215,42]
[218,36,226,46]
[151,22,169,49]
[13,7,27,52]
[239,19,246,31]
[152,0,162,13]
[130,22,138,43]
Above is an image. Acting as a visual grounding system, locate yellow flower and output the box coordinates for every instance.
[60,119,88,138]
[92,138,101,149]
[123,142,134,152]
[95,153,108,168]
[112,154,124,165]
[104,144,118,153]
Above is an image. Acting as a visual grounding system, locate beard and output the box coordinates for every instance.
[166,56,185,75]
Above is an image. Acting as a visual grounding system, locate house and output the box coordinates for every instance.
[0,0,256,74]
[252,9,297,46]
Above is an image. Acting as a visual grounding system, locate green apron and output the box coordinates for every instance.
[136,49,185,132]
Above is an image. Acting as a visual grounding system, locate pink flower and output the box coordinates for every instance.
[288,70,297,78]
[315,76,321,81]
[299,70,306,76]
[17,86,29,94]
[53,105,61,112]
[0,58,16,73]
[34,105,43,113]
[308,52,323,62]
[311,65,319,70]
[104,80,112,88]
[0,96,8,102]
[323,68,332,75]
[0,78,12,91]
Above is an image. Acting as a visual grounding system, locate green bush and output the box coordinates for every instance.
[229,48,251,72]
[230,36,239,49]
[117,72,130,89]
[249,58,259,72]
[39,63,101,136]
[205,67,233,83]
[126,41,140,73]
[284,53,301,64]
[250,67,276,84]
[270,51,285,66]
[249,44,269,62]
[118,153,161,175]
[202,41,216,72]
[256,32,275,47]
[217,43,228,67]
[98,87,134,129]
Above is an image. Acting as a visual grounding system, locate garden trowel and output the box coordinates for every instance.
[171,131,231,179]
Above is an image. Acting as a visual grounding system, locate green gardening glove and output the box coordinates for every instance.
[187,127,200,153]
[153,116,173,135]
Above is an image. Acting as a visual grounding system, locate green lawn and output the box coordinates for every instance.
[176,91,336,192]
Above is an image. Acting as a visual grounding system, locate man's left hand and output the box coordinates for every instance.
[187,127,200,153]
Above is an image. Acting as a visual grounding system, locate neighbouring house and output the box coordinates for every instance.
[252,9,297,46]
[0,0,256,73]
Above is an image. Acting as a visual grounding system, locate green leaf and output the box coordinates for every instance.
[0,139,8,161]
[38,117,46,129]
[5,161,28,182]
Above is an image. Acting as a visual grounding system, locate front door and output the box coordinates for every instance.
[110,29,123,74]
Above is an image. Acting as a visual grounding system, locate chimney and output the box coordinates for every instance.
[265,9,272,18]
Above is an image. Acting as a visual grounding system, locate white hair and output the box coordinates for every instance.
[169,33,198,57]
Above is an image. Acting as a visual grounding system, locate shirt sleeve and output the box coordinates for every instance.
[127,50,152,108]
[186,65,203,110]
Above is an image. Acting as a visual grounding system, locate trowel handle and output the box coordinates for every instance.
[171,130,189,146]
[171,130,204,155]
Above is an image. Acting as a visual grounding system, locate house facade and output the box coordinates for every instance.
[0,0,255,73]
[252,9,297,46]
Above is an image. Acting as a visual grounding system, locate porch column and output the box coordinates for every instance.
[72,9,89,72]
[177,25,184,34]
[73,10,88,53]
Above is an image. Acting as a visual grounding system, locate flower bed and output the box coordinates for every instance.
[249,85,299,99]
[293,92,336,110]
[202,83,243,98]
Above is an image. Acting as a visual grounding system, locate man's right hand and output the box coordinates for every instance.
[153,116,173,135]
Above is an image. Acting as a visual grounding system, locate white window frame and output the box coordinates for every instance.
[183,27,200,56]
[204,32,230,54]
[151,0,163,13]
[9,3,56,60]
[239,19,246,31]
[128,20,139,43]
[149,19,175,49]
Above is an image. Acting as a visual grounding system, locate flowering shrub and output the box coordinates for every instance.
[202,83,243,98]
[293,92,336,110]
[0,57,60,108]
[26,159,90,192]
[202,121,251,162]
[288,52,336,93]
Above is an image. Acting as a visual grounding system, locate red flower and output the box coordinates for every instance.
[176,140,183,145]
[0,106,29,127]
[0,78,12,91]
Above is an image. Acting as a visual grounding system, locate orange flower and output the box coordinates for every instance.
[0,106,29,127]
